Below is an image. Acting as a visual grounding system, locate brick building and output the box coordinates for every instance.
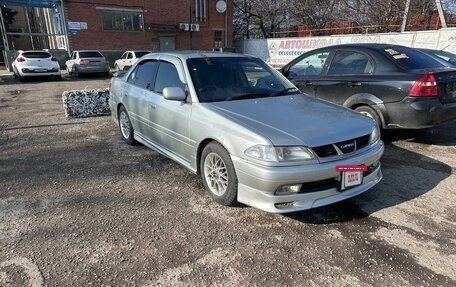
[64,0,233,52]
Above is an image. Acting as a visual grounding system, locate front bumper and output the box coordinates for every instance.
[385,97,456,129]
[233,141,384,213]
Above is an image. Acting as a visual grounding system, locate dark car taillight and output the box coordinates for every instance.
[78,59,86,65]
[17,57,26,62]
[409,73,438,97]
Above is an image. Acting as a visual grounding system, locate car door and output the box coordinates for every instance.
[122,60,159,137]
[315,49,374,106]
[126,52,134,67]
[282,50,331,97]
[118,52,127,69]
[146,58,192,163]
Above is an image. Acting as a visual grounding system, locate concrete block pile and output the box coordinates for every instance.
[62,89,111,118]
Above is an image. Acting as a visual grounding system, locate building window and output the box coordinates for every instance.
[101,10,143,32]
[195,0,207,21]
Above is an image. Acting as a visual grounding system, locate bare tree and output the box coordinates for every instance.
[234,0,292,39]
[233,0,456,39]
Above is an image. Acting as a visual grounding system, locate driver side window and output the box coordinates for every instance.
[289,51,330,78]
[154,61,184,94]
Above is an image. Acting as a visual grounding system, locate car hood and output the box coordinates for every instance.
[207,94,374,147]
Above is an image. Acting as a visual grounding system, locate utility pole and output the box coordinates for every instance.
[435,0,447,28]
[189,5,193,50]
[401,0,411,32]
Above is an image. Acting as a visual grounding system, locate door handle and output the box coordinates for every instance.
[348,81,361,87]
[149,104,157,109]
[304,81,313,87]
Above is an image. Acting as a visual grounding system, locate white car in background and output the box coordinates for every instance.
[12,50,61,82]
[65,50,110,77]
[114,50,151,71]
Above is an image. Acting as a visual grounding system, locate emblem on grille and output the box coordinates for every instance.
[334,139,356,154]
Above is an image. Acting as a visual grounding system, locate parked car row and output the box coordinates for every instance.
[11,49,152,81]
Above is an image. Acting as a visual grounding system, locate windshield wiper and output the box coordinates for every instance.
[270,87,299,97]
[224,93,270,101]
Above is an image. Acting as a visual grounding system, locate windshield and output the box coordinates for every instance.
[22,52,51,59]
[135,51,150,58]
[187,57,297,102]
[79,51,103,58]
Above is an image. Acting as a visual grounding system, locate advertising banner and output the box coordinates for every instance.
[266,28,456,66]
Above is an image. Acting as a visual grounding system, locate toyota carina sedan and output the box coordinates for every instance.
[109,51,384,213]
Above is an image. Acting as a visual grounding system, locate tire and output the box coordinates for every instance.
[18,74,25,82]
[54,75,62,81]
[118,106,136,145]
[104,71,110,77]
[355,105,381,129]
[200,142,238,206]
[74,68,82,78]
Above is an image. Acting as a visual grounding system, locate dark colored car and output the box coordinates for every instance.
[418,48,456,67]
[281,44,456,129]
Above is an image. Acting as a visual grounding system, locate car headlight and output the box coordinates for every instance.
[369,126,380,145]
[245,145,316,162]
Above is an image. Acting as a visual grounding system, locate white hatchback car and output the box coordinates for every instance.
[12,50,61,81]
[114,50,151,71]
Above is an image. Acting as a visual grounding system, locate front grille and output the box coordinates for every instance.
[312,144,336,157]
[311,134,371,158]
[355,135,370,150]
[298,178,339,193]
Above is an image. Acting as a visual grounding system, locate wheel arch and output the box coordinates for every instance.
[343,93,388,129]
[196,138,232,175]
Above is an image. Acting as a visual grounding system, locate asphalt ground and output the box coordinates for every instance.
[0,72,455,287]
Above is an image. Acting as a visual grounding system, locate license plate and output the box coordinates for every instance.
[35,69,47,72]
[340,171,363,190]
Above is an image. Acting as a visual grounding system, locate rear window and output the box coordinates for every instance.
[22,52,51,59]
[383,47,445,70]
[79,51,103,58]
[135,51,150,58]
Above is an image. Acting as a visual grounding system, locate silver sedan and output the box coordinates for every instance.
[109,51,384,213]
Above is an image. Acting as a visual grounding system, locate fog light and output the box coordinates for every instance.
[275,184,302,195]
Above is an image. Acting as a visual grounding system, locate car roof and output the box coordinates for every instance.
[141,51,248,60]
[74,50,102,52]
[317,43,417,51]
[20,50,51,53]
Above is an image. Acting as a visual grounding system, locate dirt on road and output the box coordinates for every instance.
[1,74,455,287]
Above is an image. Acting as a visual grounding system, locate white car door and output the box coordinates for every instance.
[126,52,134,67]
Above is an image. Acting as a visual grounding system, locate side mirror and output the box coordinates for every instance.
[163,87,187,101]
[113,70,127,78]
